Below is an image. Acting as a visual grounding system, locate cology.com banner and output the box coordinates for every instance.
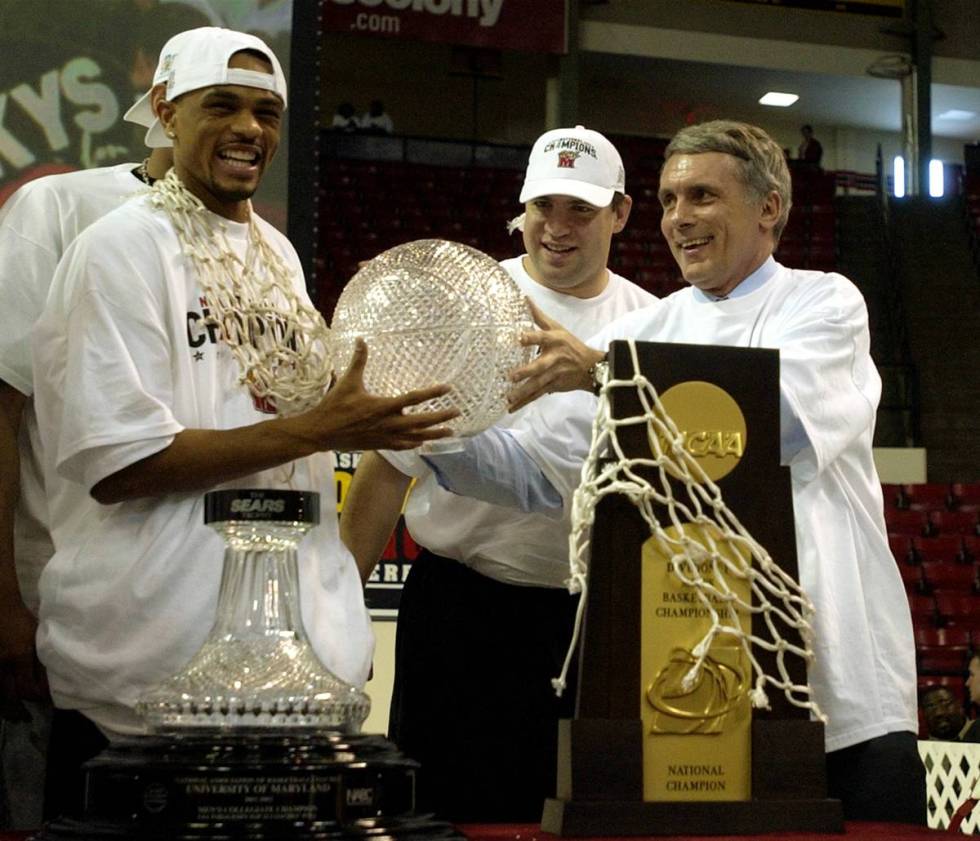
[322,0,567,54]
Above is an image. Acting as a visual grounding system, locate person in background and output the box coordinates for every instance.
[0,23,183,823]
[359,99,394,135]
[331,101,360,132]
[797,124,823,166]
[921,684,980,742]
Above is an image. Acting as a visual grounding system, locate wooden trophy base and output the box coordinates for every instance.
[541,718,844,837]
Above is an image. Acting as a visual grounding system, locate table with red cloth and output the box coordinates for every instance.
[1,824,953,841]
[455,824,950,841]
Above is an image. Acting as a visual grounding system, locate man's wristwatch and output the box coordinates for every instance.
[589,355,609,395]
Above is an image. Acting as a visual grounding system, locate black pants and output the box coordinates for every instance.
[826,730,926,824]
[42,709,108,821]
[388,550,579,823]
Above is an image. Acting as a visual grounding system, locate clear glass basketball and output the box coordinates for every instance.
[330,240,535,437]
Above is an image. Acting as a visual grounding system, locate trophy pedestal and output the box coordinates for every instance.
[34,732,462,840]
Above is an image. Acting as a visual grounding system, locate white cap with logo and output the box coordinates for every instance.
[519,125,625,208]
[124,26,288,149]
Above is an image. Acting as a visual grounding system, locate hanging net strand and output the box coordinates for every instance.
[150,169,334,417]
[553,340,824,724]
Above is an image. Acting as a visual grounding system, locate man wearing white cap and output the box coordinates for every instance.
[30,24,454,764]
[340,126,658,821]
[0,30,186,825]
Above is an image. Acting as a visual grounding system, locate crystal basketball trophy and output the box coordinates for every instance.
[331,239,535,439]
[38,490,461,840]
[34,241,531,840]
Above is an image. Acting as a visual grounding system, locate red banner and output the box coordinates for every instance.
[322,0,567,54]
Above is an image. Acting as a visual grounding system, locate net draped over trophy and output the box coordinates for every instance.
[559,340,822,720]
[331,239,536,437]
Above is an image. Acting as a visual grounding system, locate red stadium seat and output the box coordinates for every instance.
[889,534,916,564]
[907,593,936,625]
[898,564,923,593]
[884,508,929,536]
[918,647,971,676]
[902,483,952,512]
[929,510,979,536]
[915,626,971,648]
[934,591,980,629]
[962,535,980,561]
[914,535,967,564]
[881,483,906,510]
[951,483,980,512]
[920,562,978,593]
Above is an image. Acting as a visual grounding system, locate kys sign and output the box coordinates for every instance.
[322,0,567,54]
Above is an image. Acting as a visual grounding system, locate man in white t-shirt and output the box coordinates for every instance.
[340,126,658,821]
[31,26,455,756]
[0,32,182,825]
[423,120,924,824]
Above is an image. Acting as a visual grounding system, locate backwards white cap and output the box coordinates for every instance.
[519,125,625,207]
[124,26,288,149]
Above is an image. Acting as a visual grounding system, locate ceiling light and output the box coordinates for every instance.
[893,156,906,199]
[937,109,975,121]
[759,92,799,107]
[929,160,944,198]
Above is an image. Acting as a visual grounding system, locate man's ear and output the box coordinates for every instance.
[759,189,782,235]
[151,83,176,138]
[612,194,633,234]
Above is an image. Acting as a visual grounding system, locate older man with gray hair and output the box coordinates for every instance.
[423,120,924,823]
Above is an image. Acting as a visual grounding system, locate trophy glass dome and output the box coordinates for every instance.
[330,239,535,438]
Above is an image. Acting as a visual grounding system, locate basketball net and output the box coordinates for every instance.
[554,340,824,722]
[150,169,333,417]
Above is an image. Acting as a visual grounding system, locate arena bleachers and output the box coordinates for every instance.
[316,136,842,317]
[888,482,980,733]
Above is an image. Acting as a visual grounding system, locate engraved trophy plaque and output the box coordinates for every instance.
[37,489,462,840]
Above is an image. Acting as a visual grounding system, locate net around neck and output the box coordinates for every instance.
[150,169,332,416]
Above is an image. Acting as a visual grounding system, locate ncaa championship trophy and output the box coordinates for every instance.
[540,340,844,835]
[35,241,533,841]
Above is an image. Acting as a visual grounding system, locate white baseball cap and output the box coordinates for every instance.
[519,125,625,207]
[124,26,288,149]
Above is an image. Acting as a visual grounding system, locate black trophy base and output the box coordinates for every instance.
[541,796,845,836]
[32,732,463,840]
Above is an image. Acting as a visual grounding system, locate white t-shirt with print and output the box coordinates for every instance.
[32,194,372,735]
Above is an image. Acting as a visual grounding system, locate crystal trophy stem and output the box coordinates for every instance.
[136,490,370,733]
